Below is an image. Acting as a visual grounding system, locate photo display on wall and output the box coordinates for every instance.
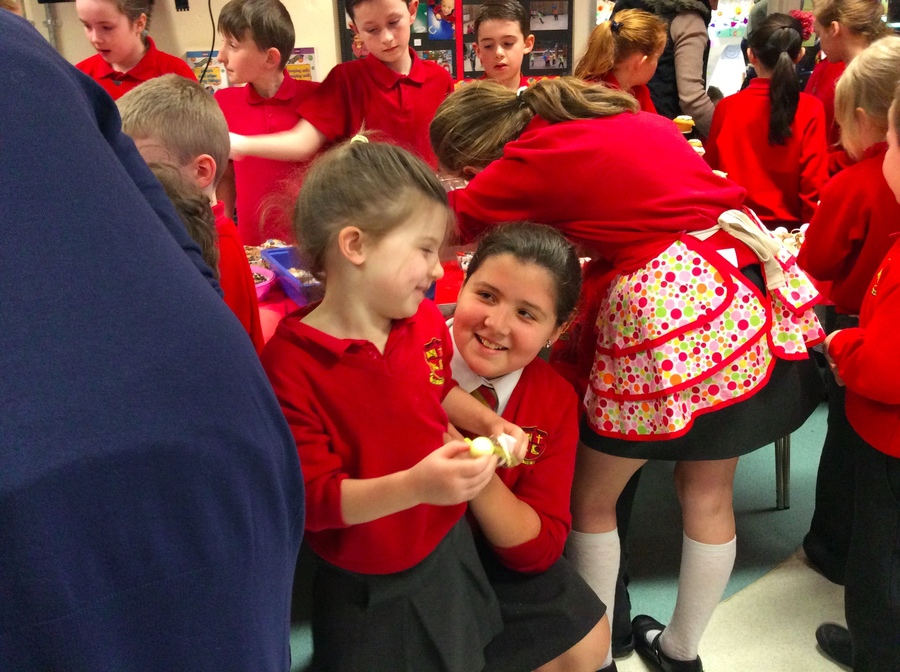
[337,0,573,81]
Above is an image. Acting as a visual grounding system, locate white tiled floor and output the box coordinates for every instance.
[617,549,850,672]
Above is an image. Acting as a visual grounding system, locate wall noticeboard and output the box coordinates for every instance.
[336,0,573,81]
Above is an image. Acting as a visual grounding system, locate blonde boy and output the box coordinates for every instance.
[118,75,264,352]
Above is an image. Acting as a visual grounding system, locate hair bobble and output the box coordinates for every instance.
[350,133,369,144]
[516,85,528,99]
[609,18,621,33]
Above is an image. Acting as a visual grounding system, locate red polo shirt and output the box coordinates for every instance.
[829,235,900,458]
[215,73,319,245]
[212,202,264,353]
[76,37,196,101]
[798,143,900,315]
[705,79,828,228]
[261,299,463,574]
[597,72,657,114]
[298,49,453,168]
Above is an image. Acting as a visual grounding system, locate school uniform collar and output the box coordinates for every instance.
[859,142,888,162]
[447,318,522,415]
[279,301,419,361]
[363,48,426,90]
[245,70,295,104]
[92,37,161,81]
[746,78,771,94]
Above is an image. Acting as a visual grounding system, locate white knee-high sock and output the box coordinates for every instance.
[659,533,737,661]
[566,529,621,668]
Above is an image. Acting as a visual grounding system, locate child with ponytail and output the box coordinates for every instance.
[705,13,828,229]
[574,9,667,113]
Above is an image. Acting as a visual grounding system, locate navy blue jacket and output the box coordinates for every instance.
[0,13,304,671]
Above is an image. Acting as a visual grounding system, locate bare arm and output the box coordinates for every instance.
[229,118,327,162]
[340,441,499,525]
[468,474,542,548]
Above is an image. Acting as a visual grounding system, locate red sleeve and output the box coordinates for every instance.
[704,98,726,170]
[448,153,547,243]
[262,335,349,532]
[797,170,869,282]
[797,99,829,224]
[491,366,578,573]
[217,222,264,353]
[173,57,198,81]
[828,148,855,176]
[829,252,900,405]
[297,65,354,142]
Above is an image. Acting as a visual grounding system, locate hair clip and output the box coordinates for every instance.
[350,134,369,144]
[609,19,621,33]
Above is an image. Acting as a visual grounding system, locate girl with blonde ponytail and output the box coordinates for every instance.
[431,76,825,672]
[574,9,667,113]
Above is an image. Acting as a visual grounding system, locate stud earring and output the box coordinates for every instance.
[545,339,553,349]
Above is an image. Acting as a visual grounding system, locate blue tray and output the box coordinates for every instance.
[260,247,323,307]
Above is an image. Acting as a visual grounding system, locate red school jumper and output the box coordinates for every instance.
[261,300,463,574]
[298,49,453,168]
[798,144,900,315]
[76,37,196,101]
[215,73,318,245]
[480,359,580,573]
[212,201,264,353]
[829,235,900,457]
[449,112,823,438]
[804,57,852,175]
[705,79,828,228]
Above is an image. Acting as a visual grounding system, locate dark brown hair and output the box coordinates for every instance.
[465,222,582,325]
[218,0,295,70]
[474,0,530,41]
[749,13,804,145]
[148,162,220,280]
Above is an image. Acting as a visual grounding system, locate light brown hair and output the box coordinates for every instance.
[148,162,221,280]
[430,77,638,174]
[118,75,231,184]
[574,9,667,81]
[812,0,890,42]
[293,140,453,279]
[217,0,295,70]
[835,36,900,159]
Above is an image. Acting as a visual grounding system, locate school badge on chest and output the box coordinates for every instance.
[522,427,549,465]
[423,338,445,386]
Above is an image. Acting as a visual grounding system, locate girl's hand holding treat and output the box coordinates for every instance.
[408,440,500,505]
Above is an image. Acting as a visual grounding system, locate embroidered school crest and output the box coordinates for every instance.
[522,427,549,465]
[423,337,445,386]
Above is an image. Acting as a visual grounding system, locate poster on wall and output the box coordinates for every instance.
[338,0,572,81]
[185,51,229,93]
[286,47,319,81]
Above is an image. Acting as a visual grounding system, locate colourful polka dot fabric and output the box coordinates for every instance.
[585,236,824,439]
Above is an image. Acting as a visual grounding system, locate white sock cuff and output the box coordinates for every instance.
[682,532,737,556]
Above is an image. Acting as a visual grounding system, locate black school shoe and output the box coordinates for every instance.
[612,633,635,658]
[816,623,853,667]
[632,615,704,672]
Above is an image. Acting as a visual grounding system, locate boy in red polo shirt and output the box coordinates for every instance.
[75,0,196,100]
[118,75,265,353]
[229,0,453,168]
[473,1,534,91]
[214,0,318,246]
